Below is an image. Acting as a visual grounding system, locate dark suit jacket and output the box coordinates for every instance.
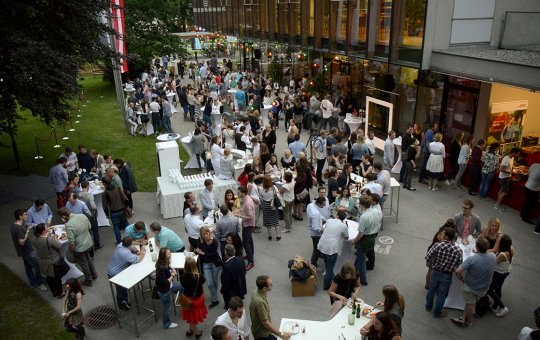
[220,255,247,300]
[337,171,355,189]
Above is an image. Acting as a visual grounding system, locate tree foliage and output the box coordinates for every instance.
[123,0,193,75]
[0,0,114,169]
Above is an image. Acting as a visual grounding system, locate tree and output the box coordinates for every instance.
[0,0,114,169]
[123,0,193,76]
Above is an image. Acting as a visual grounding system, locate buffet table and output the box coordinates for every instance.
[279,300,373,339]
[156,176,237,219]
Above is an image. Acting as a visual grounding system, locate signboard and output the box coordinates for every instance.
[487,100,528,145]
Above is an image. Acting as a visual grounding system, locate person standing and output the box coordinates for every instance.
[78,181,102,251]
[419,124,437,184]
[399,124,416,183]
[199,179,217,219]
[351,196,379,286]
[486,234,514,317]
[195,226,222,309]
[184,205,205,251]
[452,237,496,328]
[180,257,207,338]
[26,199,53,227]
[521,162,540,223]
[249,275,291,340]
[312,130,328,185]
[454,199,482,242]
[215,296,250,339]
[32,223,65,298]
[107,236,146,310]
[469,139,486,196]
[425,227,462,318]
[61,278,86,339]
[220,245,247,310]
[317,211,349,290]
[426,133,445,191]
[10,209,47,291]
[103,176,129,245]
[279,172,296,233]
[155,247,182,329]
[453,136,473,189]
[49,157,69,208]
[495,147,521,211]
[114,159,138,210]
[58,208,97,287]
[238,186,255,271]
[383,130,396,170]
[479,143,501,199]
[306,197,327,268]
[215,204,241,256]
[161,95,173,133]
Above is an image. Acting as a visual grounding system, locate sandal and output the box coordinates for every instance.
[253,228,262,234]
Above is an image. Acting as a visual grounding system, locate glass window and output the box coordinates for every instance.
[309,0,315,39]
[368,0,392,59]
[394,0,426,64]
[350,0,368,55]
[331,1,347,45]
[415,71,444,131]
[291,2,301,45]
[321,0,330,49]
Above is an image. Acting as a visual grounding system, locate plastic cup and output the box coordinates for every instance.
[348,313,355,325]
[151,252,158,262]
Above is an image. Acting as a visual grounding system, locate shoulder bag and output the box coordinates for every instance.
[47,238,70,278]
[271,187,283,210]
[177,274,199,311]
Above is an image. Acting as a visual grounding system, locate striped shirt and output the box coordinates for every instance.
[425,240,462,273]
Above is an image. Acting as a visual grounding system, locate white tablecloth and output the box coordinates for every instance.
[156,177,238,219]
[391,137,402,174]
[157,133,180,142]
[181,136,202,169]
[444,242,475,310]
[333,219,359,275]
[279,302,371,339]
[89,182,110,227]
[344,117,363,133]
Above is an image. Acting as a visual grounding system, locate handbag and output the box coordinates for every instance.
[295,188,309,201]
[47,238,70,278]
[271,187,282,210]
[177,274,200,311]
[123,206,133,219]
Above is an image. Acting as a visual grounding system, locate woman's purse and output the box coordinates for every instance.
[295,189,309,201]
[47,238,70,278]
[271,187,283,210]
[177,274,199,311]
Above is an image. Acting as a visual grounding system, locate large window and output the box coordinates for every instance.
[393,0,425,64]
[350,0,368,55]
[375,0,392,58]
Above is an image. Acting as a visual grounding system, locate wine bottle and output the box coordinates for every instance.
[149,240,154,253]
[351,299,356,314]
[356,304,361,318]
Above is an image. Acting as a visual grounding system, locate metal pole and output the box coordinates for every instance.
[52,126,61,148]
[107,6,127,118]
[34,136,43,159]
[62,123,70,140]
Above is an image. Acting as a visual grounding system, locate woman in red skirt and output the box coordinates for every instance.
[180,257,207,338]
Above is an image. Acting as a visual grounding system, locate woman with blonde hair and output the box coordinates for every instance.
[287,125,298,145]
[426,133,445,191]
[180,257,207,338]
[482,217,503,253]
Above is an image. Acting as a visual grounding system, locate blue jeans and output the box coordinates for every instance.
[22,251,43,287]
[110,210,128,244]
[162,115,172,133]
[479,172,494,199]
[354,243,368,285]
[323,253,338,290]
[425,270,452,316]
[203,263,219,303]
[158,282,182,328]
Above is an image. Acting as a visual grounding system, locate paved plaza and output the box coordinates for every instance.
[1,86,539,339]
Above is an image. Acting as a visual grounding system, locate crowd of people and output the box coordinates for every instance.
[8,55,540,340]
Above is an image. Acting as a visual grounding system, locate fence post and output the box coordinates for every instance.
[34,136,43,159]
[62,123,69,140]
[52,126,61,148]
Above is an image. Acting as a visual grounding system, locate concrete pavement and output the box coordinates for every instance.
[1,80,539,339]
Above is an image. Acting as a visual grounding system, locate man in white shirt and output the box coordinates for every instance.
[184,205,205,251]
[311,130,328,185]
[365,130,376,156]
[251,137,260,157]
[214,296,250,340]
[60,146,78,172]
[320,94,335,131]
[307,197,327,268]
[495,147,520,211]
[363,173,383,198]
[373,162,391,230]
[317,211,349,290]
[383,130,396,170]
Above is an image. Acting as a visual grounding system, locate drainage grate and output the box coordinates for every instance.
[84,306,119,329]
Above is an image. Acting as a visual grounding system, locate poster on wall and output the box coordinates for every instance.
[487,100,528,145]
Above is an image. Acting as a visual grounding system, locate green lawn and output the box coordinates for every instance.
[0,76,188,192]
[0,263,71,340]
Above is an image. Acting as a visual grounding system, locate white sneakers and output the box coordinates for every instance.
[168,323,178,329]
[496,307,509,317]
[37,284,48,292]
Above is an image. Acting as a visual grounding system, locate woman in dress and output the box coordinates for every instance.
[32,223,64,298]
[195,226,222,309]
[487,234,514,318]
[328,262,362,305]
[237,163,252,187]
[447,131,464,184]
[293,165,307,221]
[360,311,402,340]
[280,149,296,171]
[482,217,503,253]
[265,153,280,179]
[180,257,207,339]
[139,98,151,136]
[155,247,182,329]
[251,156,264,186]
[191,127,207,170]
[426,133,445,191]
[360,155,374,177]
[479,142,501,199]
[334,187,356,218]
[262,124,276,154]
[210,136,224,176]
[224,189,241,212]
[62,278,85,339]
[260,175,281,241]
[218,148,235,180]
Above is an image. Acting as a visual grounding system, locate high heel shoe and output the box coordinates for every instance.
[195,331,203,339]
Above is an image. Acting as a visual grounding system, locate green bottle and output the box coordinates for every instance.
[356,304,361,318]
[351,299,356,314]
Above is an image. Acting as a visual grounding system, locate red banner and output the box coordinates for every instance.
[111,0,128,73]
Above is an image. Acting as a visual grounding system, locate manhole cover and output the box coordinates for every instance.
[84,306,118,329]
